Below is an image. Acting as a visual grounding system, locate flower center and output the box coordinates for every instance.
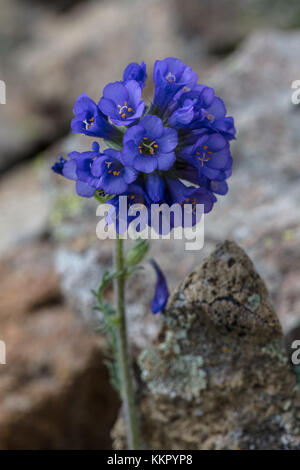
[84,116,95,129]
[117,101,133,119]
[205,110,215,122]
[138,137,159,156]
[128,194,143,204]
[179,197,198,214]
[196,145,212,167]
[166,72,176,83]
[105,160,122,176]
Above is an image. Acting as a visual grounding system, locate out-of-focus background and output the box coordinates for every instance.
[0,0,300,450]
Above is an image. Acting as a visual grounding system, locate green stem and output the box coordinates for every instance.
[114,234,141,450]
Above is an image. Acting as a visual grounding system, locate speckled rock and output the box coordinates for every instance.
[113,241,300,450]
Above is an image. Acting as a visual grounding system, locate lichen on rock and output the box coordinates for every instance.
[113,240,300,450]
[139,347,207,401]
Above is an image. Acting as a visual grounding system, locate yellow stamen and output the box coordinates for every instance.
[84,116,95,129]
[166,72,176,83]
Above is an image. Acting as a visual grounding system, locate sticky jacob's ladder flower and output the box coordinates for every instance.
[53,57,235,311]
[52,58,236,451]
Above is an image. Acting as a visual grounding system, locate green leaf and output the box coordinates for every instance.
[124,265,144,279]
[97,270,121,307]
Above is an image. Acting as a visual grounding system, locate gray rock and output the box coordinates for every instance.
[200,31,300,333]
[174,0,300,53]
[113,241,300,450]
[0,162,50,254]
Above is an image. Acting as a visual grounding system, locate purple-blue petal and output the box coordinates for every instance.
[157,127,178,152]
[150,259,169,314]
[157,152,176,171]
[125,80,142,107]
[140,115,164,139]
[123,166,138,184]
[133,155,158,173]
[207,133,228,151]
[210,180,228,195]
[62,159,77,180]
[206,97,226,120]
[100,172,128,195]
[98,98,117,118]
[102,81,128,104]
[73,93,96,115]
[146,174,165,202]
[91,156,106,177]
[207,148,230,169]
[75,180,95,197]
[123,124,145,146]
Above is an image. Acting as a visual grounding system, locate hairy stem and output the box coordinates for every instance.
[114,235,141,450]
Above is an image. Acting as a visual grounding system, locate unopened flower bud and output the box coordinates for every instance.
[125,240,149,267]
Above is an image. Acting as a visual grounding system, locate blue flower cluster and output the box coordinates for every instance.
[53,57,235,229]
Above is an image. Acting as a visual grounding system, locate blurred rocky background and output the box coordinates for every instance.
[0,0,300,449]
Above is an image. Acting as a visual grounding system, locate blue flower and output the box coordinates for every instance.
[51,156,66,175]
[71,93,122,142]
[122,115,178,173]
[105,183,150,233]
[91,148,138,195]
[99,80,145,126]
[148,178,216,235]
[53,57,235,233]
[59,142,102,197]
[178,163,231,196]
[169,85,236,140]
[179,133,231,180]
[123,61,147,89]
[164,177,214,208]
[153,57,198,112]
[168,99,194,129]
[149,259,169,314]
